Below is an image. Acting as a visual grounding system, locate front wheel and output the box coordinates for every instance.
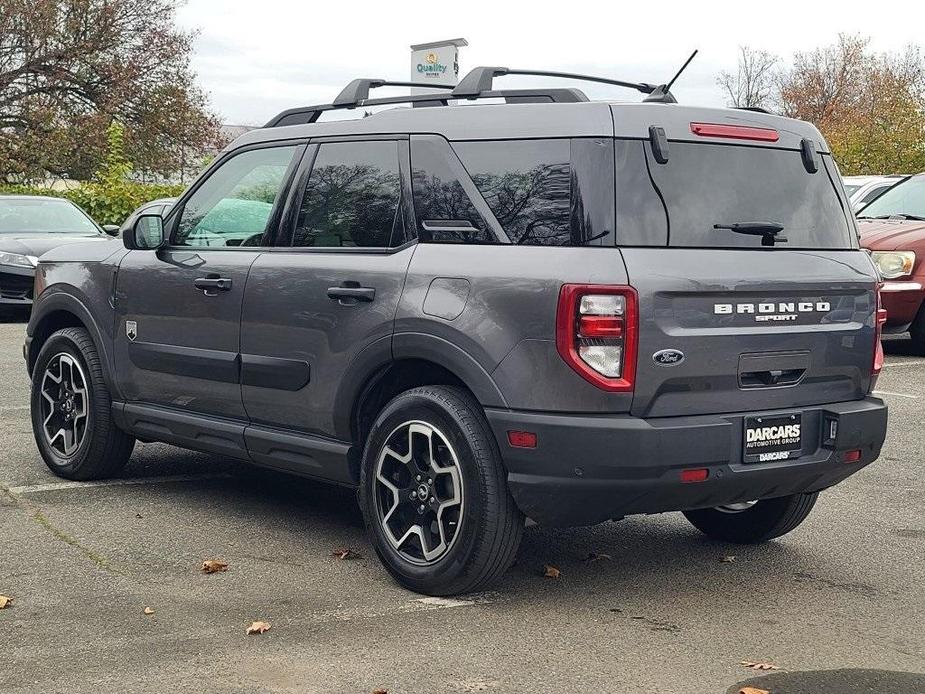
[683,492,819,543]
[359,386,523,596]
[30,327,135,480]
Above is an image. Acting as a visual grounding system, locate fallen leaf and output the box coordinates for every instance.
[739,688,770,694]
[135,513,143,519]
[246,621,271,635]
[721,555,737,563]
[584,552,612,562]
[372,690,388,694]
[332,548,362,560]
[143,606,155,615]
[543,564,561,579]
[0,595,12,609]
[201,559,228,574]
[741,660,781,671]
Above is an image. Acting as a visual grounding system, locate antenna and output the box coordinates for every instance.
[664,50,698,93]
[643,49,698,103]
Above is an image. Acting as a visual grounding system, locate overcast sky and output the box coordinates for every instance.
[176,0,925,126]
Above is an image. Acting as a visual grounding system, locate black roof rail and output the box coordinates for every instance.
[333,79,453,106]
[265,87,589,128]
[453,66,658,99]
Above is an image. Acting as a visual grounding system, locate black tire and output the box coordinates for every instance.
[30,327,134,480]
[358,386,523,596]
[909,303,925,355]
[682,492,819,544]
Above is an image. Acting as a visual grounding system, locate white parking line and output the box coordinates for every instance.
[7,472,232,495]
[0,405,29,412]
[873,390,920,399]
[881,360,925,368]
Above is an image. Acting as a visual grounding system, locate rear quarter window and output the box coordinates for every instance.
[623,140,853,249]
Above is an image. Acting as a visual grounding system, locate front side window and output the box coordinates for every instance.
[174,146,298,247]
[293,141,402,248]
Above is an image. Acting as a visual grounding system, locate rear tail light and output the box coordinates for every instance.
[872,287,887,380]
[556,285,638,392]
[690,122,780,142]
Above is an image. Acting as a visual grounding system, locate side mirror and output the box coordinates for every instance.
[102,224,121,236]
[124,213,166,250]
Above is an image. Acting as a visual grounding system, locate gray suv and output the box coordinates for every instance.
[25,68,889,595]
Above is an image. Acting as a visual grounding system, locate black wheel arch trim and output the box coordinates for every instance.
[27,289,122,400]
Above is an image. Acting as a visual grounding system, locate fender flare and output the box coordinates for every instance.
[331,332,509,443]
[27,289,121,399]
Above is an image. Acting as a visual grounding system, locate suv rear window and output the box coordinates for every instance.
[627,141,853,249]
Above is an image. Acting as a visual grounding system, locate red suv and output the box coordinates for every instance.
[857,173,925,351]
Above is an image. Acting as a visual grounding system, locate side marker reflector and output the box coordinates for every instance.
[508,431,537,449]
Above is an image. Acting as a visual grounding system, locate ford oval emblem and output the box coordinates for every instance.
[653,348,685,366]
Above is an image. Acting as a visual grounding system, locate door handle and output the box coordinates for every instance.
[194,276,233,292]
[327,284,376,303]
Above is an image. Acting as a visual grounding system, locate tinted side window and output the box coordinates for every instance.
[614,140,669,246]
[294,141,401,248]
[175,146,297,247]
[410,136,495,244]
[454,139,571,246]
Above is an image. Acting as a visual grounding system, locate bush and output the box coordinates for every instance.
[0,181,184,227]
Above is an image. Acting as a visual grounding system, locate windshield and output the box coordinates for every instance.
[858,176,925,219]
[0,198,101,235]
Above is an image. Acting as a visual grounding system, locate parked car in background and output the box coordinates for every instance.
[118,198,176,236]
[843,175,904,212]
[0,195,118,317]
[857,173,925,351]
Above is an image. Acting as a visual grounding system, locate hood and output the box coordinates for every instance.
[0,233,108,258]
[858,219,925,252]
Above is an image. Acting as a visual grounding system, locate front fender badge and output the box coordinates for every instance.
[126,320,137,342]
[653,348,684,366]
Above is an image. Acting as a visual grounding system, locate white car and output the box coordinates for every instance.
[843,175,904,212]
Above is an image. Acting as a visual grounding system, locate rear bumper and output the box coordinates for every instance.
[486,397,887,527]
[880,279,924,329]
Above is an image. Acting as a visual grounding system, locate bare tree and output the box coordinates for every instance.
[717,46,780,109]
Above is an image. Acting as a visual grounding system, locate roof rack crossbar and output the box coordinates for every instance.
[333,79,454,107]
[452,66,658,98]
[265,88,588,128]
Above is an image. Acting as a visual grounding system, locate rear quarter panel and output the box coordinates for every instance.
[395,244,634,413]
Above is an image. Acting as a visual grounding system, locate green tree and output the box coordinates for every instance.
[0,0,223,181]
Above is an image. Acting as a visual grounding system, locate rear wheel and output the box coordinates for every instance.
[30,327,134,480]
[359,386,523,596]
[683,492,818,543]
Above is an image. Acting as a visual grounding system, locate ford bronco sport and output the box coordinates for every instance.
[25,66,888,595]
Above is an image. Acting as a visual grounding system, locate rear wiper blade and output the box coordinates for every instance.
[713,221,787,247]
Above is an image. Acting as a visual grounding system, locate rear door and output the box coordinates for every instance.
[612,136,878,419]
[240,138,415,475]
[114,144,301,419]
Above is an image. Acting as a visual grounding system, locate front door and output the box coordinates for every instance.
[113,144,302,420]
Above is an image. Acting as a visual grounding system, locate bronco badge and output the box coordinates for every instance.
[125,320,137,342]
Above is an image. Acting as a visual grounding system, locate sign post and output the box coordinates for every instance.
[410,38,468,92]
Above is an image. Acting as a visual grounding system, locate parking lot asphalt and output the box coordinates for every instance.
[1,313,923,694]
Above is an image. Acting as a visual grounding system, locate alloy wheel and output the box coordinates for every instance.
[39,353,90,458]
[374,420,464,565]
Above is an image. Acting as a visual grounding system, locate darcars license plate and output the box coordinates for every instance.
[743,413,802,463]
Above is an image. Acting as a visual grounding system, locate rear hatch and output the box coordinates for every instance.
[611,120,878,418]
